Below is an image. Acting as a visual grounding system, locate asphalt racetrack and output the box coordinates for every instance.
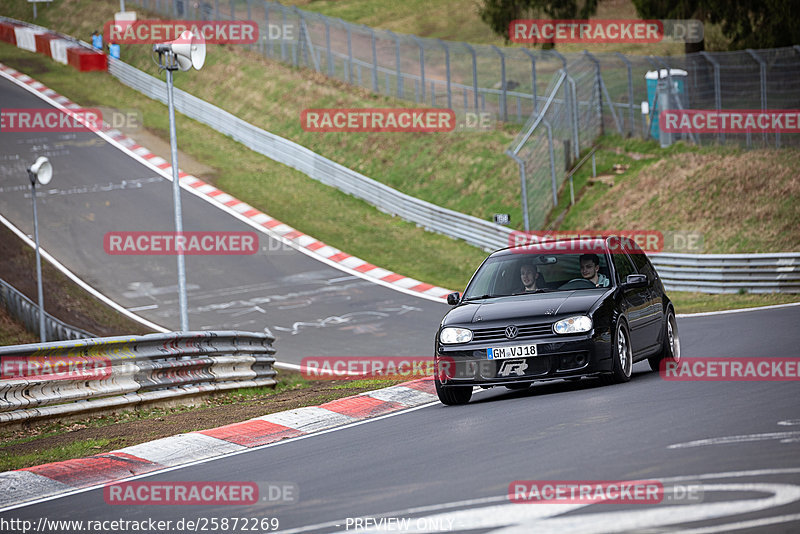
[1,69,800,533]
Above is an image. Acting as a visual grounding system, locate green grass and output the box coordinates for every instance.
[671,292,800,314]
[0,438,111,471]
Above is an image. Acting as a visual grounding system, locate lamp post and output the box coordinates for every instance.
[153,31,205,331]
[27,156,53,343]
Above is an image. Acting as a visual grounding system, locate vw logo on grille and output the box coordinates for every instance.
[505,325,518,339]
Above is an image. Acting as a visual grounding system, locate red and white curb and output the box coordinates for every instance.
[0,377,438,510]
[0,62,454,304]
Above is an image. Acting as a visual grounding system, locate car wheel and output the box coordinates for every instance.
[648,309,681,372]
[435,377,472,405]
[601,320,633,385]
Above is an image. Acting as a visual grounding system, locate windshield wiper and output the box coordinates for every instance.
[510,288,553,295]
[462,294,500,301]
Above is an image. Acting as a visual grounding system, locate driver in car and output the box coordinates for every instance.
[580,254,610,287]
[520,261,543,292]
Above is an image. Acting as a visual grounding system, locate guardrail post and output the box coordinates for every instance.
[491,45,508,122]
[700,52,723,144]
[463,43,479,111]
[437,39,452,109]
[614,52,635,137]
[520,48,538,114]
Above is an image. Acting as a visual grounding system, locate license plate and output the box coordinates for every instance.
[487,344,537,360]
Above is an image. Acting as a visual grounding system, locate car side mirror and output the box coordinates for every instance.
[623,274,648,289]
[446,292,461,305]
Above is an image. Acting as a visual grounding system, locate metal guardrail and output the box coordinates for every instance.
[0,331,277,423]
[107,58,513,251]
[0,278,93,342]
[650,253,800,294]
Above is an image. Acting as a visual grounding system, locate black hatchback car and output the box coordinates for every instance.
[434,236,681,405]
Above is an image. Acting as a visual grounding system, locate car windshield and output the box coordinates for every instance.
[462,252,612,300]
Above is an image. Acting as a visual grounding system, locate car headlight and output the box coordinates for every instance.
[553,315,593,334]
[439,327,473,344]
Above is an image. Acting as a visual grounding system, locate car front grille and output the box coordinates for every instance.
[471,322,553,343]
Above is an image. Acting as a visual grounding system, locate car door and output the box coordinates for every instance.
[623,239,664,354]
[610,239,651,356]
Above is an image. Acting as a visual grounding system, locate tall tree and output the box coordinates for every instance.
[632,0,800,50]
[479,0,600,44]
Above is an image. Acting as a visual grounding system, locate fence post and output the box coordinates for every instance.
[583,50,604,136]
[324,17,333,75]
[491,45,508,122]
[246,0,253,51]
[214,0,219,20]
[463,43,479,111]
[412,35,426,103]
[520,48,537,114]
[745,49,768,148]
[544,120,558,207]
[387,30,403,97]
[280,5,287,61]
[346,23,353,84]
[263,1,273,58]
[437,39,452,109]
[506,152,530,231]
[699,52,723,144]
[230,0,234,19]
[367,26,378,92]
[614,52,635,137]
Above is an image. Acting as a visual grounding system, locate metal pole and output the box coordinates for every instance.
[506,152,530,231]
[369,27,378,92]
[521,48,537,114]
[464,43,479,110]
[30,180,46,342]
[166,67,189,331]
[412,36,425,102]
[545,120,558,207]
[437,39,452,109]
[615,52,635,137]
[492,45,507,122]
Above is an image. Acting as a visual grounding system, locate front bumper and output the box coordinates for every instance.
[435,333,613,386]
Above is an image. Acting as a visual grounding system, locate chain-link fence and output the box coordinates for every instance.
[127,1,800,229]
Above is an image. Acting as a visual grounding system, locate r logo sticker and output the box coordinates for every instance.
[498,359,528,377]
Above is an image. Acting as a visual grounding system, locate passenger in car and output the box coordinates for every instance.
[520,261,544,292]
[579,254,610,287]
